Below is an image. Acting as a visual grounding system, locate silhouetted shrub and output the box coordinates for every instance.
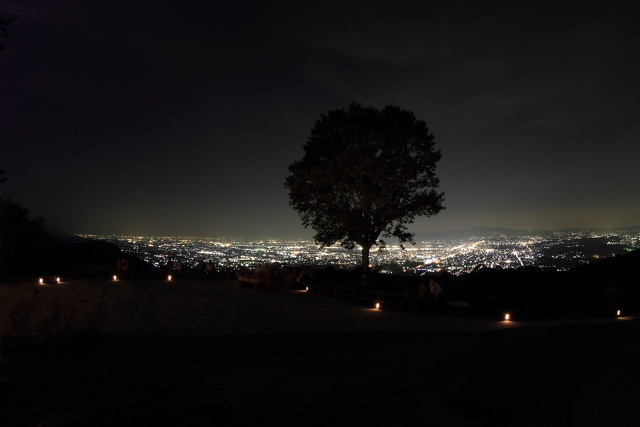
[0,196,46,276]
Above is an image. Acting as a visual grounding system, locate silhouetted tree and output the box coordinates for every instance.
[0,15,15,53]
[285,103,445,283]
[0,172,46,276]
[1,19,46,276]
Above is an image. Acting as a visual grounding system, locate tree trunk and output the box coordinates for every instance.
[361,244,371,286]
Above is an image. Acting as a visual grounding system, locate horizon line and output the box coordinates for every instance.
[69,224,640,241]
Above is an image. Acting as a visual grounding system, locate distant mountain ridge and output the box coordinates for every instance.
[414,225,640,241]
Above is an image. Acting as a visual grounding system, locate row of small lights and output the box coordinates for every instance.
[367,306,625,321]
[299,288,624,320]
[501,310,623,321]
[113,275,174,281]
[109,278,629,320]
[38,277,61,284]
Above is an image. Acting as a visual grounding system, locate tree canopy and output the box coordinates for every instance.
[0,19,47,277]
[285,103,445,279]
[0,171,46,276]
[0,15,15,53]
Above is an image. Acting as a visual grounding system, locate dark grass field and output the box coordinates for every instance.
[2,318,639,426]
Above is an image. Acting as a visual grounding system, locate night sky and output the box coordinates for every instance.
[2,1,639,239]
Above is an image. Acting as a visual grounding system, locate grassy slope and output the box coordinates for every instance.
[1,321,639,426]
[1,278,639,426]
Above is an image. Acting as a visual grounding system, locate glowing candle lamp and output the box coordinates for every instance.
[504,313,510,321]
[38,277,44,285]
[616,309,621,317]
[113,275,118,281]
[167,275,172,281]
[375,302,380,310]
[56,277,61,283]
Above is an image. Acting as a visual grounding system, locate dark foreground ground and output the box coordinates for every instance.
[1,280,639,426]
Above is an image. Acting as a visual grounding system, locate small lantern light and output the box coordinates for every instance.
[616,309,621,317]
[375,302,381,310]
[38,277,44,285]
[305,286,309,292]
[167,275,172,281]
[113,275,118,281]
[504,313,511,321]
[56,277,61,283]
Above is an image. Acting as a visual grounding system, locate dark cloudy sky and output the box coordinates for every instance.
[2,0,639,239]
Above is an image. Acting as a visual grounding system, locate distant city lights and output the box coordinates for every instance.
[78,227,639,276]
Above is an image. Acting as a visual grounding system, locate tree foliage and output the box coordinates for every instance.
[285,103,445,277]
[0,20,47,276]
[0,171,46,276]
[0,15,15,53]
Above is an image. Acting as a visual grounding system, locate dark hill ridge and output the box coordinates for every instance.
[34,237,159,279]
[415,225,640,240]
[449,249,640,318]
